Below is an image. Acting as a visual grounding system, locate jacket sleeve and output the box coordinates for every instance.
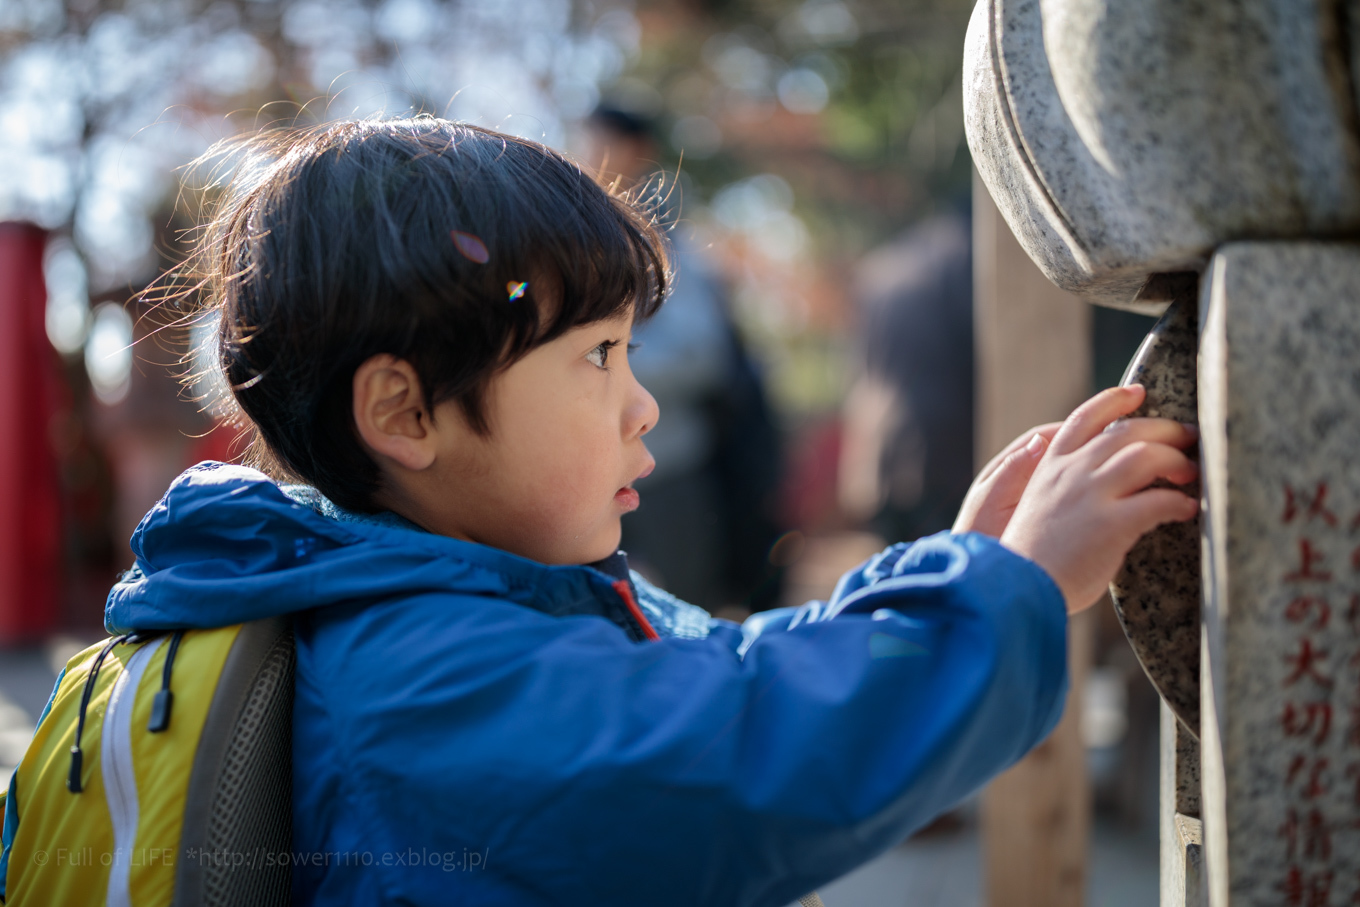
[302,531,1067,907]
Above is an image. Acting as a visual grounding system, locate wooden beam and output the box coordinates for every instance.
[973,171,1095,907]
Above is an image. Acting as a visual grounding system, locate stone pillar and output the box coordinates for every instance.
[1198,242,1360,906]
[962,2,1360,903]
[1161,701,1206,907]
[974,171,1095,907]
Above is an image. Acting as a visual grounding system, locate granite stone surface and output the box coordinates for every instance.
[1198,242,1360,907]
[1109,291,1202,737]
[1172,716,1201,822]
[963,0,1360,310]
[1161,702,1205,907]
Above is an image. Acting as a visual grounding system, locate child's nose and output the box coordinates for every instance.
[627,378,660,439]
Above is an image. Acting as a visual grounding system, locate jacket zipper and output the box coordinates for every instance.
[103,637,165,907]
[611,579,660,641]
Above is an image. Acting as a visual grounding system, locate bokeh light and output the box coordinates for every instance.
[43,239,89,355]
[84,301,133,405]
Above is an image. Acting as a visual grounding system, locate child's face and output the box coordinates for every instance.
[423,309,659,565]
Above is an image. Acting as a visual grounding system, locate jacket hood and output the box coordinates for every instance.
[105,462,615,634]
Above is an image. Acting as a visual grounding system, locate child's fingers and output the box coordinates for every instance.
[956,432,1050,537]
[990,431,1049,496]
[1049,386,1146,455]
[977,423,1062,483]
[1083,418,1198,467]
[1115,487,1200,535]
[1096,442,1199,495]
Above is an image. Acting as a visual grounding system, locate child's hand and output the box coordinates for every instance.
[999,385,1199,613]
[952,422,1062,538]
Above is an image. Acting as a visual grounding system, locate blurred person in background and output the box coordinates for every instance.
[838,210,974,543]
[582,104,784,614]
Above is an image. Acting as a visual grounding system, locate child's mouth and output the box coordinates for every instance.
[615,486,640,511]
[616,459,652,512]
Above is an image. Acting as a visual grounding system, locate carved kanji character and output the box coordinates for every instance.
[1281,808,1300,860]
[1286,483,1338,526]
[1284,638,1334,688]
[1280,865,1304,906]
[1287,596,1332,631]
[1314,484,1337,526]
[1287,755,1330,798]
[1280,867,1336,907]
[1288,539,1334,582]
[1283,701,1333,746]
[1305,809,1332,861]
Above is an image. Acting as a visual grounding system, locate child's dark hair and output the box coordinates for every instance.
[184,117,669,512]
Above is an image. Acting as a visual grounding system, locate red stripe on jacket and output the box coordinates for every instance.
[612,580,660,641]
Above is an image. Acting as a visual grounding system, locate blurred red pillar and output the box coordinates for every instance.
[0,222,61,643]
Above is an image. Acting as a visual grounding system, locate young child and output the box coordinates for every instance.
[12,118,1197,906]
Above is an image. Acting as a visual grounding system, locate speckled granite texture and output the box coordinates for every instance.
[1199,243,1360,906]
[1160,701,1204,907]
[1109,292,1202,738]
[963,0,1360,310]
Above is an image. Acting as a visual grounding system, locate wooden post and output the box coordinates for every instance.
[974,171,1094,907]
[0,223,61,644]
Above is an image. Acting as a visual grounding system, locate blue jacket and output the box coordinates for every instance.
[13,463,1068,906]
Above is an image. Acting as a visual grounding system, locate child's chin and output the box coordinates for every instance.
[581,525,623,564]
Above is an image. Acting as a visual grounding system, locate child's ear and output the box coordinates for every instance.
[352,354,437,472]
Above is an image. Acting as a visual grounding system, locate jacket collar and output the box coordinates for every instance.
[107,463,656,642]
[283,474,655,640]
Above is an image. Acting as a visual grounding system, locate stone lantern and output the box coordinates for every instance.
[965,1,1360,904]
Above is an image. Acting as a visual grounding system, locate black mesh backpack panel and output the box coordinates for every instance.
[175,617,295,907]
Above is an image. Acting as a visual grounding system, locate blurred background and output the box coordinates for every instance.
[0,0,1161,903]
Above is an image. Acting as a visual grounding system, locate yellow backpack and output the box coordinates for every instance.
[0,618,293,907]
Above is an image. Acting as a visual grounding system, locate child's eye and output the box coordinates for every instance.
[586,341,615,369]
